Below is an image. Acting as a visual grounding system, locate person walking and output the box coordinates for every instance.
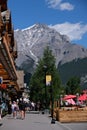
[11,101,18,119]
[7,100,12,115]
[18,98,26,120]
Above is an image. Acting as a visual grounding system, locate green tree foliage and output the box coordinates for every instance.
[58,57,87,89]
[29,46,61,108]
[66,76,81,94]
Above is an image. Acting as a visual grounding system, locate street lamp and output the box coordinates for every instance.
[76,93,79,109]
[43,65,55,124]
[50,82,55,124]
[43,65,47,112]
[60,94,63,107]
[46,74,55,124]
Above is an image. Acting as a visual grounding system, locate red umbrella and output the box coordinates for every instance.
[63,95,76,100]
[66,98,76,105]
[78,94,87,101]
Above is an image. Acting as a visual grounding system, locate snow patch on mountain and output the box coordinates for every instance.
[14,23,87,68]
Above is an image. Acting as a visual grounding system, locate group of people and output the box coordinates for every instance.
[8,98,27,120]
[0,98,41,122]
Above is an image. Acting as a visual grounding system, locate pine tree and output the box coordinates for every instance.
[66,76,81,94]
[29,46,61,108]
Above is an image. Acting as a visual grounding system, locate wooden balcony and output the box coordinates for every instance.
[0,0,19,92]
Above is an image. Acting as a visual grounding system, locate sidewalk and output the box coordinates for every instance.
[0,112,69,130]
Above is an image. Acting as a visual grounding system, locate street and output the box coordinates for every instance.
[0,112,87,130]
[63,122,87,130]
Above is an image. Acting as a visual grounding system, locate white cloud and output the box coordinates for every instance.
[60,2,74,11]
[46,0,74,11]
[49,22,87,41]
[46,0,61,8]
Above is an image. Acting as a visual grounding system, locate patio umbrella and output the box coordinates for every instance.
[63,95,76,100]
[66,98,76,105]
[78,94,87,101]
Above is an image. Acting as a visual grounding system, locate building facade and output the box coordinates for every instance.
[0,0,21,101]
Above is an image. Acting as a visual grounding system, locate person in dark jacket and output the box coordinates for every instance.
[18,98,26,119]
[7,100,12,115]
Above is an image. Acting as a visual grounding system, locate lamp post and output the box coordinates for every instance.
[46,75,55,124]
[50,81,55,124]
[43,65,47,112]
[76,93,79,109]
[60,94,63,108]
[43,65,55,123]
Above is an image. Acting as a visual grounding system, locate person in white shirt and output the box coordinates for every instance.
[12,101,18,119]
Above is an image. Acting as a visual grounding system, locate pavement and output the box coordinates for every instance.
[0,111,68,130]
[0,111,87,130]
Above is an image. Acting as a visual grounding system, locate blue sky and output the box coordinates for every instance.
[8,0,87,48]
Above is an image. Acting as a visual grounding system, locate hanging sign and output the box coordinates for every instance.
[46,75,52,86]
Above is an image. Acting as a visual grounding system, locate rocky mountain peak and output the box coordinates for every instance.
[14,23,87,71]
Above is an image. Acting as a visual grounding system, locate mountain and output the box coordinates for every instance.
[14,23,87,67]
[14,23,87,86]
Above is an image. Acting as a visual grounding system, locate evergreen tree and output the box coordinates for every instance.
[66,76,81,94]
[29,46,61,108]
